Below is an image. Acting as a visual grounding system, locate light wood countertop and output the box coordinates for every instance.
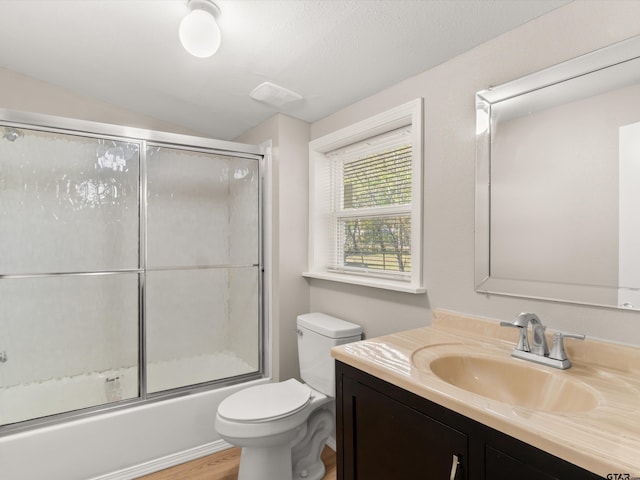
[331,310,640,478]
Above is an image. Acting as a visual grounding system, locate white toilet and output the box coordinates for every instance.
[215,312,362,480]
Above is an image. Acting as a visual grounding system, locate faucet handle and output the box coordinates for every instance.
[549,331,585,361]
[500,321,530,352]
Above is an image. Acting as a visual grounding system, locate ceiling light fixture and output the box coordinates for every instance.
[179,0,221,58]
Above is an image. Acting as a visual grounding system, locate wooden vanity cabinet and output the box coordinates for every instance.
[336,361,603,480]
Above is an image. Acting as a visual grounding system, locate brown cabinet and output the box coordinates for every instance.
[336,361,603,480]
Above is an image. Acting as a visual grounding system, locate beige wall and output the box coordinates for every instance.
[308,0,640,346]
[235,114,311,381]
[0,67,197,135]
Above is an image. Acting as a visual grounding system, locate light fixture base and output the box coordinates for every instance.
[188,0,220,19]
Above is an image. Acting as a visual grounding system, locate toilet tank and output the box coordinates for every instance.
[297,312,362,396]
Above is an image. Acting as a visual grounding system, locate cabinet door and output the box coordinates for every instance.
[341,377,467,480]
[485,445,559,480]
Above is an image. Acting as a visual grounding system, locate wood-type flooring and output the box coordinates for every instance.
[137,445,336,480]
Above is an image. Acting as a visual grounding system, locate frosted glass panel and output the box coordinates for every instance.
[0,274,139,426]
[146,146,259,267]
[146,267,259,393]
[0,115,262,429]
[0,126,139,274]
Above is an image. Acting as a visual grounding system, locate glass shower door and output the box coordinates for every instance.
[0,126,140,426]
[0,118,264,429]
[145,145,260,393]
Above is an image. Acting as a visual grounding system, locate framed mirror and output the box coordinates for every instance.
[475,35,640,310]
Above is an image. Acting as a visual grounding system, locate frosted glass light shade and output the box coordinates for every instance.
[179,9,221,58]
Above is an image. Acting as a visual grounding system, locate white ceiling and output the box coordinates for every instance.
[0,0,570,140]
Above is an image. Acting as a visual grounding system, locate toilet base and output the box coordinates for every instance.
[238,445,294,480]
[234,408,333,480]
[292,407,333,480]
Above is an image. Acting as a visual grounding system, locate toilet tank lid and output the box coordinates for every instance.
[297,312,362,338]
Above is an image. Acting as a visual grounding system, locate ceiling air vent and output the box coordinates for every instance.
[249,82,303,108]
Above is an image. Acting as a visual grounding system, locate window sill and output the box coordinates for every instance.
[302,271,426,294]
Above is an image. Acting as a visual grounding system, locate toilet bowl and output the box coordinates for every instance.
[215,313,362,480]
[215,379,332,480]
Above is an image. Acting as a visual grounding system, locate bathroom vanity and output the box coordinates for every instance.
[336,361,603,479]
[332,310,640,479]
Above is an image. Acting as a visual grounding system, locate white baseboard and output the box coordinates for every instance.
[92,436,336,480]
[90,439,234,480]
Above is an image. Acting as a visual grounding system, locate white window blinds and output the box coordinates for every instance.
[326,127,413,280]
[306,98,423,293]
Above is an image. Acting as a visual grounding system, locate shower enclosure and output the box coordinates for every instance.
[0,111,264,430]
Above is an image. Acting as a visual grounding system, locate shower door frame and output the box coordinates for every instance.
[0,108,267,435]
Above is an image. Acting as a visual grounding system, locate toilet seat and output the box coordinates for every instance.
[218,379,312,423]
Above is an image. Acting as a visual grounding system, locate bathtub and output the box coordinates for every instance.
[0,353,267,480]
[0,351,256,426]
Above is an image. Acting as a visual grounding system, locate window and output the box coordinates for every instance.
[305,99,424,293]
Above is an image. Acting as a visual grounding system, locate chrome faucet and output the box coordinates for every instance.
[500,313,584,369]
[509,312,549,356]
